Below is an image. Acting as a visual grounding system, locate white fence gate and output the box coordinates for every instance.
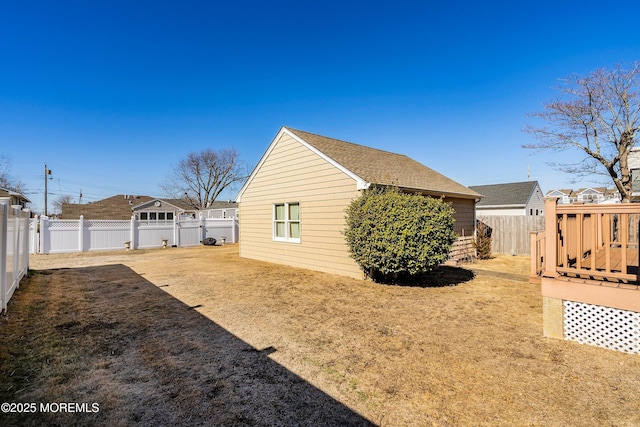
[31,214,239,254]
[1,198,30,312]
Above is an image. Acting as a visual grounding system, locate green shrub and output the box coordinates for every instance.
[344,186,457,279]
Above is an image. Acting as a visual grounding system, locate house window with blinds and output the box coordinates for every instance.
[273,202,300,243]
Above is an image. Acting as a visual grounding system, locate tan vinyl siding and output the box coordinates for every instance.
[240,133,363,278]
[447,197,476,237]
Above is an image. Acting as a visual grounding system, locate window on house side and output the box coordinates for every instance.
[139,211,174,222]
[274,202,300,242]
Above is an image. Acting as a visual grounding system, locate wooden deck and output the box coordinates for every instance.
[560,246,639,282]
[531,201,640,285]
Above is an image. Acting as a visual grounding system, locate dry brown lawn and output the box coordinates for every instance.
[1,245,639,426]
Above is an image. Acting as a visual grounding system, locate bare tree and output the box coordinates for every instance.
[53,195,74,214]
[524,62,640,202]
[161,148,245,209]
[0,155,24,193]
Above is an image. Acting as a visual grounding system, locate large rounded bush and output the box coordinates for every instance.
[344,187,456,278]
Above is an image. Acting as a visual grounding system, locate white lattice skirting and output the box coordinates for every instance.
[564,301,640,355]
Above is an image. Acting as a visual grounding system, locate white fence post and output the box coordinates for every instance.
[173,215,179,247]
[130,215,136,250]
[21,209,30,275]
[40,215,48,254]
[29,215,37,254]
[78,215,84,252]
[232,217,237,243]
[199,212,206,243]
[12,207,20,292]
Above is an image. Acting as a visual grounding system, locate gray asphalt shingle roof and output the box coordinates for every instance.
[469,181,539,207]
[287,128,481,199]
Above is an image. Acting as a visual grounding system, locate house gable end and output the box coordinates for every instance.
[133,199,188,212]
[236,127,367,202]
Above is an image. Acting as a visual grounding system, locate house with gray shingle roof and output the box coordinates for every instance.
[236,126,482,279]
[61,194,204,220]
[469,181,544,216]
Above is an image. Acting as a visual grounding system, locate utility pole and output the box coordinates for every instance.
[44,164,52,216]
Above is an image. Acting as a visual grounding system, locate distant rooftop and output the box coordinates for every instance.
[469,181,541,207]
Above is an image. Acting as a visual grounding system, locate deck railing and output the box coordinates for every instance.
[529,230,546,282]
[535,198,640,284]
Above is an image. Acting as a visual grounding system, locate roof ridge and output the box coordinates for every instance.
[286,127,411,159]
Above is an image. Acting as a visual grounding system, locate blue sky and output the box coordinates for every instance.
[2,1,640,213]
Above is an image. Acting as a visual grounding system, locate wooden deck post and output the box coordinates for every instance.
[543,197,559,278]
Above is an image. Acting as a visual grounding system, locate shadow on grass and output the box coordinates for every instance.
[370,265,476,287]
[1,265,375,426]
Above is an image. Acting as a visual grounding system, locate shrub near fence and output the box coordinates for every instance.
[0,198,30,313]
[477,215,545,256]
[31,214,239,254]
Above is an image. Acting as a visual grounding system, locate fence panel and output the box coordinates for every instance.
[1,200,30,312]
[5,207,16,301]
[0,203,5,312]
[136,221,175,249]
[45,219,81,254]
[178,219,202,247]
[33,216,240,254]
[202,208,238,219]
[477,215,545,256]
[85,220,130,251]
[203,218,238,243]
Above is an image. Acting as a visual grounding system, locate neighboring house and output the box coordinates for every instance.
[469,181,545,216]
[201,201,238,219]
[132,198,200,221]
[61,194,200,220]
[236,127,482,279]
[574,187,607,203]
[545,187,621,204]
[601,188,621,203]
[546,189,573,204]
[0,187,31,208]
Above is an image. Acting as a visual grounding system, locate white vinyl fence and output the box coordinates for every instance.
[31,213,238,255]
[1,198,30,312]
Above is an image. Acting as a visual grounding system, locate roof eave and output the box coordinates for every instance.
[397,186,482,200]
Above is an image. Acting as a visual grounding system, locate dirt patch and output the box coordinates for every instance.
[1,246,639,426]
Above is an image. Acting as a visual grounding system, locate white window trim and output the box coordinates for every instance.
[273,202,300,243]
[139,211,175,223]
